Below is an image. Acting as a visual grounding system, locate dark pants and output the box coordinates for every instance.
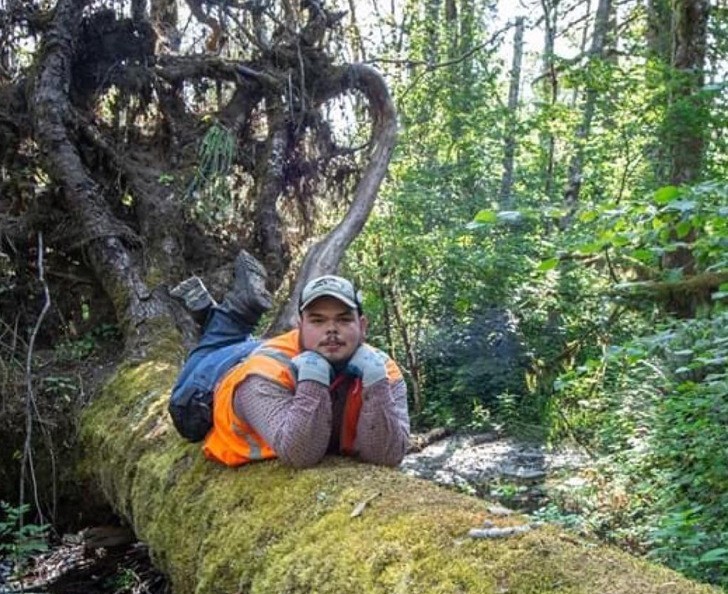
[170,307,261,441]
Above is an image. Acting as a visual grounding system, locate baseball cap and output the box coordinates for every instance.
[299,275,362,312]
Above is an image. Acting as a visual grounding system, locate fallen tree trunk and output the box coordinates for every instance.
[78,324,719,594]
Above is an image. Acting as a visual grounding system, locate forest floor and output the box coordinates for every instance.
[402,430,591,513]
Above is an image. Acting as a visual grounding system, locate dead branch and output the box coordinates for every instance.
[155,55,280,88]
[611,271,728,298]
[20,232,52,526]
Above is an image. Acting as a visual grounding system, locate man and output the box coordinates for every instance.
[170,251,410,468]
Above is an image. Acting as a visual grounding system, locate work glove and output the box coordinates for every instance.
[345,344,387,388]
[292,350,332,386]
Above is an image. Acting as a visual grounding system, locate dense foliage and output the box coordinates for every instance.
[341,0,726,589]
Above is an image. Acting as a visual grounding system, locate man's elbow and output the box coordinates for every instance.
[359,439,408,468]
[275,441,326,469]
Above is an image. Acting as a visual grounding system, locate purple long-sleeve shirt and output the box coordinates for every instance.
[233,373,410,468]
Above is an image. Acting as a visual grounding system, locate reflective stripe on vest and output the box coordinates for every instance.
[202,329,402,466]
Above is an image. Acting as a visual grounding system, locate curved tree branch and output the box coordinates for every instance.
[268,63,397,333]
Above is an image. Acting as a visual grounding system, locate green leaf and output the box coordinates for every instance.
[654,185,680,204]
[577,242,603,255]
[676,220,693,238]
[612,234,630,247]
[632,249,654,262]
[663,200,697,213]
[578,210,598,223]
[699,548,728,563]
[537,257,560,271]
[496,211,523,223]
[544,207,567,218]
[474,209,497,224]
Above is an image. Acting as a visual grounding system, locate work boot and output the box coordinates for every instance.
[170,275,217,325]
[222,250,273,324]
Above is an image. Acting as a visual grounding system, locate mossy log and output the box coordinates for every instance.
[80,323,719,594]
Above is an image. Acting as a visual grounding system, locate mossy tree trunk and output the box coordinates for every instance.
[79,322,719,594]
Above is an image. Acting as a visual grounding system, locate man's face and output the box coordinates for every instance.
[299,296,367,364]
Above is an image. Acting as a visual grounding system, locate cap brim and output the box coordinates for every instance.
[300,291,357,312]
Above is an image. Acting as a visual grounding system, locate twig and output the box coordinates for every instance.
[20,232,51,527]
[468,525,533,539]
[369,23,512,102]
[604,247,619,283]
[351,492,382,518]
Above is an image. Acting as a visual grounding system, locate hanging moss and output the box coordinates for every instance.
[80,326,719,594]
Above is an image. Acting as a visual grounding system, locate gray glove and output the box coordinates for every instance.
[346,345,387,388]
[292,350,332,386]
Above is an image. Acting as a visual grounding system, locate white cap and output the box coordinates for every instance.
[299,275,361,312]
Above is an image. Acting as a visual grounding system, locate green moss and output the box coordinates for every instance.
[80,329,721,594]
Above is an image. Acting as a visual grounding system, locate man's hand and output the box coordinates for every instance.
[292,351,332,386]
[346,345,387,388]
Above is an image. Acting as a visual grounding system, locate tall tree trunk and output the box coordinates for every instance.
[540,0,558,201]
[571,0,592,107]
[499,17,525,210]
[561,0,612,226]
[425,0,442,66]
[458,0,475,78]
[445,0,458,60]
[658,0,710,317]
[667,0,709,186]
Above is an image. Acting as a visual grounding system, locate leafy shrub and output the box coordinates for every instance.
[575,310,728,588]
[419,309,532,426]
[0,501,49,575]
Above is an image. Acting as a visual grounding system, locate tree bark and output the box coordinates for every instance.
[253,113,291,287]
[539,0,558,202]
[561,0,612,226]
[649,0,710,316]
[31,0,176,352]
[78,325,720,594]
[425,0,442,66]
[268,64,398,334]
[499,17,524,210]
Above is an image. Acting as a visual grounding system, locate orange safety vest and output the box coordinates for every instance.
[202,329,403,466]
